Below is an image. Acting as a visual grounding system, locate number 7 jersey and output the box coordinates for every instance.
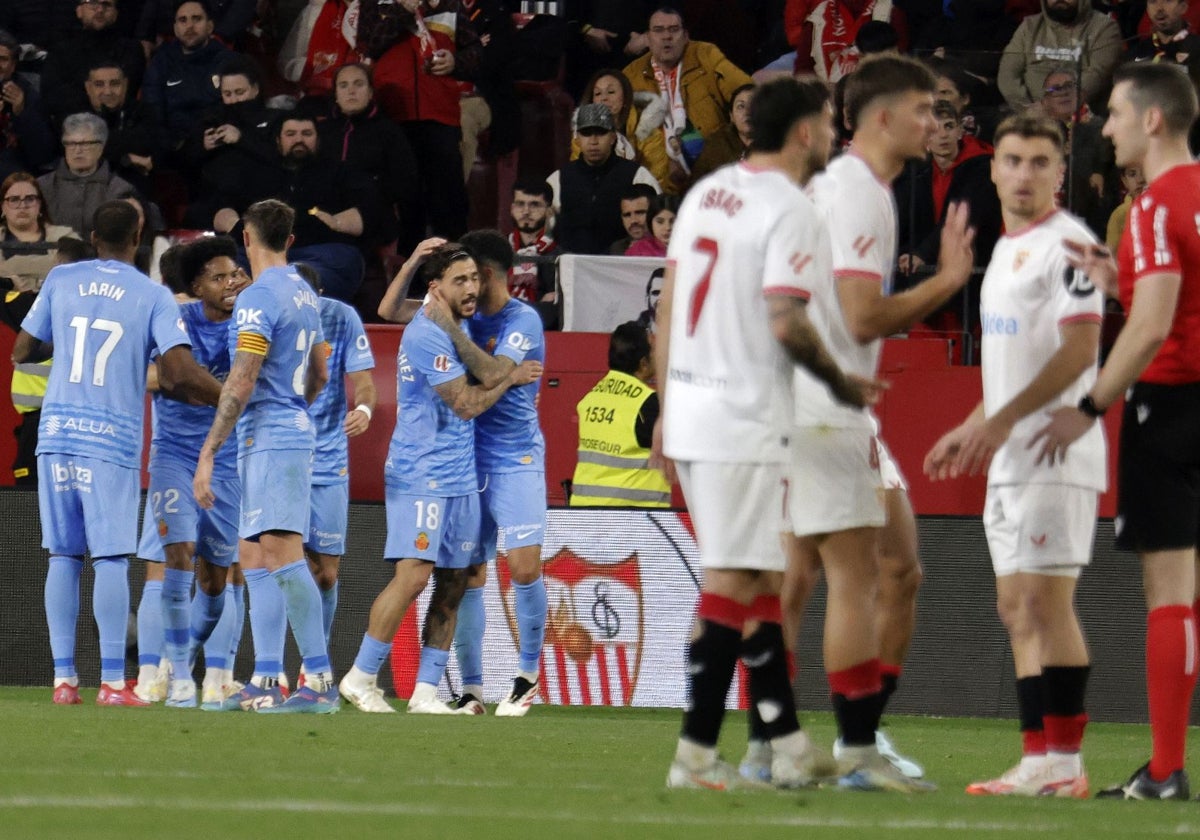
[663,162,827,464]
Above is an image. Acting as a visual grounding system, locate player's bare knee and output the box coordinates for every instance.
[431,567,469,611]
[195,557,226,596]
[465,563,488,588]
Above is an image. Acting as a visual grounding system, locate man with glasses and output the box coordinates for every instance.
[38,112,139,240]
[0,29,56,183]
[40,0,146,125]
[622,6,751,193]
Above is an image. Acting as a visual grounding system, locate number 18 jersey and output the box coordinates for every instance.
[663,163,824,464]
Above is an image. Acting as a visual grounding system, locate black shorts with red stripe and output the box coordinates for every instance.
[1116,381,1200,552]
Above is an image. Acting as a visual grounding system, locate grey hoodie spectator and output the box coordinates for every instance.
[997,0,1122,109]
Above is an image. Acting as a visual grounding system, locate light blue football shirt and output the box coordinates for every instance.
[22,259,189,468]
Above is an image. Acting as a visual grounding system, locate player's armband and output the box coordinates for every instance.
[236,332,270,356]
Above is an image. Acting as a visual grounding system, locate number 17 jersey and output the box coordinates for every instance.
[663,163,824,464]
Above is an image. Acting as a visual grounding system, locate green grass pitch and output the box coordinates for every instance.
[1,687,1197,839]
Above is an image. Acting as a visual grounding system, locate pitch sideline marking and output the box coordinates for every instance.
[0,794,1196,834]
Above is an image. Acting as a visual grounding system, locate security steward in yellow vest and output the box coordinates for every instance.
[2,288,50,485]
[571,322,671,507]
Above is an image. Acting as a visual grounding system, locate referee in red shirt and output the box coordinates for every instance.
[1035,61,1200,801]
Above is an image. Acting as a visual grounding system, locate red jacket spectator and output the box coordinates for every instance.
[786,0,909,79]
[356,0,482,127]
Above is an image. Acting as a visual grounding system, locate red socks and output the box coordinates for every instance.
[1146,605,1198,780]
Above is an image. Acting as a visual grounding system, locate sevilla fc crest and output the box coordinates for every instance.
[498,547,645,706]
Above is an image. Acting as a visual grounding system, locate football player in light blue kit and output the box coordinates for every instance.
[296,264,376,652]
[131,237,251,707]
[339,244,542,714]
[194,199,339,714]
[15,201,221,706]
[444,229,548,717]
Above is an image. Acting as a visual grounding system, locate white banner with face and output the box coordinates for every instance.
[559,254,668,333]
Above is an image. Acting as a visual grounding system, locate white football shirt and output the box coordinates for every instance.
[663,162,823,463]
[980,209,1106,490]
[807,152,898,383]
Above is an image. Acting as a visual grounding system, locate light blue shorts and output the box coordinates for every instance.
[473,470,546,565]
[145,452,240,566]
[239,449,312,540]
[39,454,138,558]
[385,488,480,569]
[307,481,349,555]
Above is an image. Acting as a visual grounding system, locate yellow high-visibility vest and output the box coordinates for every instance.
[11,358,50,414]
[570,369,670,507]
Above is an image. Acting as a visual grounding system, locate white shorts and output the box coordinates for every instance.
[876,436,908,492]
[984,484,1099,578]
[676,460,786,572]
[787,427,886,536]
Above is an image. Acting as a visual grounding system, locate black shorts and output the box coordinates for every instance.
[1115,381,1200,552]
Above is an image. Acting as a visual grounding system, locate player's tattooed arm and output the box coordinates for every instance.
[202,349,263,456]
[768,295,883,409]
[424,568,469,649]
[433,360,543,420]
[11,329,51,364]
[423,296,516,388]
[195,349,262,508]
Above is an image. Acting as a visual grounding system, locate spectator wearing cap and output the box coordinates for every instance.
[547,102,660,255]
[0,29,57,183]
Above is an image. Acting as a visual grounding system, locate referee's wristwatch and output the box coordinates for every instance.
[1077,394,1105,419]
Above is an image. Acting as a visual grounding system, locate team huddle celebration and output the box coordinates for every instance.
[12,44,1200,814]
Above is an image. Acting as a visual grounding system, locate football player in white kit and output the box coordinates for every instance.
[925,113,1104,798]
[653,76,880,791]
[779,54,976,782]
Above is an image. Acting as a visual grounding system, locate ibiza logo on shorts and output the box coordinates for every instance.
[415,532,430,551]
[433,354,451,372]
[51,460,93,491]
[158,518,168,537]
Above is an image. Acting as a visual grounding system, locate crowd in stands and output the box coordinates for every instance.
[0,0,1196,341]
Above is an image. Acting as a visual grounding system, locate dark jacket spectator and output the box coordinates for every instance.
[548,103,660,254]
[137,0,256,45]
[178,55,278,220]
[0,32,57,182]
[211,115,389,301]
[314,63,420,253]
[141,3,230,154]
[0,0,79,54]
[82,61,161,196]
[39,0,146,123]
